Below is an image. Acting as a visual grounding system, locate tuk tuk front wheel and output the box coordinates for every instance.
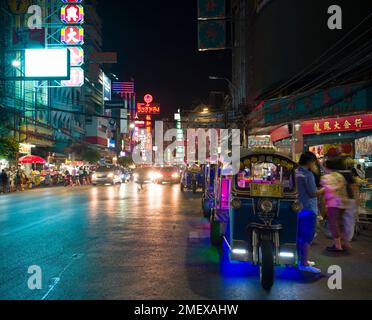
[259,240,274,290]
[192,181,197,193]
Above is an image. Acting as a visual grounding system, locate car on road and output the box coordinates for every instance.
[92,165,126,185]
[153,166,181,184]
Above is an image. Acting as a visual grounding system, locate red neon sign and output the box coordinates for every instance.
[137,103,161,115]
[301,114,372,135]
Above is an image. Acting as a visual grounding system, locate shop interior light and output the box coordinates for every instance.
[12,60,21,68]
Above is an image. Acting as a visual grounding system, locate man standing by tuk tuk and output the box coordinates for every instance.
[296,152,322,274]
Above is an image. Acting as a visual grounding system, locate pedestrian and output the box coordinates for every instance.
[352,164,365,180]
[321,159,350,252]
[295,151,322,273]
[1,169,9,194]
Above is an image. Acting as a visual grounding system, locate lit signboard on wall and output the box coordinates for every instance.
[61,4,84,24]
[137,103,161,115]
[61,26,84,45]
[61,67,84,87]
[68,47,84,66]
[24,49,70,80]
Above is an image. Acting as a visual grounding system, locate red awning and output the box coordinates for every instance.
[18,155,46,164]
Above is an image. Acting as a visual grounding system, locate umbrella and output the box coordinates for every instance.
[18,155,46,164]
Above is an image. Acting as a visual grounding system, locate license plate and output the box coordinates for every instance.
[251,183,283,198]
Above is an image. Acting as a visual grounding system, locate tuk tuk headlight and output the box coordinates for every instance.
[231,198,241,209]
[292,201,303,213]
[107,172,114,178]
[260,199,273,213]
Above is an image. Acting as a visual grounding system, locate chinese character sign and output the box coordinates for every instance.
[61,67,84,87]
[68,47,84,66]
[198,0,226,19]
[61,4,84,24]
[301,114,372,135]
[61,26,84,45]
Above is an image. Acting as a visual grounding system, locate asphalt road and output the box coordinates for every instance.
[0,183,372,300]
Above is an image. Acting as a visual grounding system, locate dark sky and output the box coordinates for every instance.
[97,0,231,116]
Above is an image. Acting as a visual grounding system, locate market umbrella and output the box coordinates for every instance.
[18,155,46,164]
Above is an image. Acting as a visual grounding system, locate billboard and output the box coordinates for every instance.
[24,49,70,80]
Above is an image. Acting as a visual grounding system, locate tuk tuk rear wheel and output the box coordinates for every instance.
[210,219,222,246]
[260,240,274,290]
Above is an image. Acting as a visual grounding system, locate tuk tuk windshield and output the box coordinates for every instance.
[236,159,295,194]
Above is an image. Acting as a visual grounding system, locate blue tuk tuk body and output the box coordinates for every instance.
[180,165,204,193]
[215,150,301,290]
[202,164,217,218]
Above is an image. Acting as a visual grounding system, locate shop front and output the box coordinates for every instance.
[301,114,372,165]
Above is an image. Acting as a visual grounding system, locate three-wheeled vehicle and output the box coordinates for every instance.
[213,150,301,290]
[201,163,217,219]
[180,164,204,193]
[208,164,233,246]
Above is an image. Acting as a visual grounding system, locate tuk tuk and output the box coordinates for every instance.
[180,164,204,193]
[209,163,233,246]
[213,149,301,290]
[201,163,217,218]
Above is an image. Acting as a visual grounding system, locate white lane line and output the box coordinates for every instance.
[41,254,83,300]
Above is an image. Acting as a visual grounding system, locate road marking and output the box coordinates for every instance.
[41,253,83,300]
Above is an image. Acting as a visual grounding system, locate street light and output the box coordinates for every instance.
[12,60,21,68]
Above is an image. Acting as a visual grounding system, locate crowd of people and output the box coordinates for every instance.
[63,166,93,187]
[296,151,366,274]
[0,168,30,193]
[0,166,96,194]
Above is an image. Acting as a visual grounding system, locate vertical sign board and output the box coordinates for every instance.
[197,0,227,51]
[60,0,85,88]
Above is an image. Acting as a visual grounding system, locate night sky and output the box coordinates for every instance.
[97,0,231,116]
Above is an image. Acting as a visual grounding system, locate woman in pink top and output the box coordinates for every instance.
[321,159,349,252]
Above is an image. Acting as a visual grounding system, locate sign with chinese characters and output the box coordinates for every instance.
[61,67,84,87]
[62,0,83,2]
[61,4,84,24]
[137,103,161,115]
[61,26,84,45]
[301,114,372,135]
[198,20,226,51]
[68,47,84,66]
[198,0,226,19]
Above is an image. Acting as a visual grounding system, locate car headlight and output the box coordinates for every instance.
[260,199,273,213]
[172,173,179,178]
[92,174,97,180]
[107,172,114,178]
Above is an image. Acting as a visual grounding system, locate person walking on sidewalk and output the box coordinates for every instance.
[321,159,350,252]
[296,152,322,274]
[1,169,9,194]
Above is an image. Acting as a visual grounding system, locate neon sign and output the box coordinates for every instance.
[61,26,84,45]
[61,4,84,24]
